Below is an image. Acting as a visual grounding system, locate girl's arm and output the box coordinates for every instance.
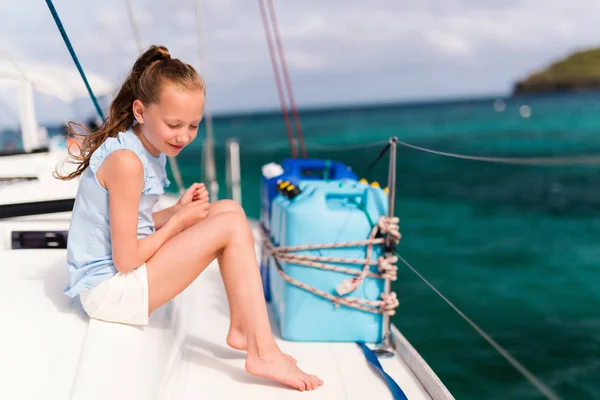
[152,204,181,230]
[99,150,185,273]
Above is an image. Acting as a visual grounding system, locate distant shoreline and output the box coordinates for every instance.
[513,79,600,95]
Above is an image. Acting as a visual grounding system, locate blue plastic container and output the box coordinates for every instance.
[264,179,359,302]
[260,159,357,302]
[260,159,357,231]
[269,181,389,342]
[270,180,357,245]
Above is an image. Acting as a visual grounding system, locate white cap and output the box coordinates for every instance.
[262,162,284,179]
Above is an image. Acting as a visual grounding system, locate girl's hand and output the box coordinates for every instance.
[173,200,211,232]
[177,183,209,207]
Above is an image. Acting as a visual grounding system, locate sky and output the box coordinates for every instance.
[1,0,600,122]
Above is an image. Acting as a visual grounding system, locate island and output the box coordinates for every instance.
[513,48,600,95]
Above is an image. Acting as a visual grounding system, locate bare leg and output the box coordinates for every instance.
[206,201,296,363]
[146,211,322,391]
[205,201,246,349]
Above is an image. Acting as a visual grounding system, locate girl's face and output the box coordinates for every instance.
[132,83,205,157]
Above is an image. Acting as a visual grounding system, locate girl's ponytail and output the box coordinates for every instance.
[56,45,204,181]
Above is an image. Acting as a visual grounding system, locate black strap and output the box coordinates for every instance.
[0,198,75,219]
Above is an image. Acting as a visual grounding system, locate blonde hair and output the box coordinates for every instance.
[56,45,205,180]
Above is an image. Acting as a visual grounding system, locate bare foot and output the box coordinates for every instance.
[227,328,297,364]
[246,351,323,391]
[226,327,248,351]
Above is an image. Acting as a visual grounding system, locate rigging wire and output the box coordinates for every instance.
[264,0,307,158]
[257,0,298,158]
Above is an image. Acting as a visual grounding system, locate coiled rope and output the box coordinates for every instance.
[262,215,400,315]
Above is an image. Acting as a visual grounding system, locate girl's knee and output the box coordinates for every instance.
[209,200,245,217]
[218,211,252,239]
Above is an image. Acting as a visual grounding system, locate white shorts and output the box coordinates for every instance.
[80,264,150,326]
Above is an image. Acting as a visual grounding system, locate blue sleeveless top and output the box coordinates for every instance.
[63,129,170,298]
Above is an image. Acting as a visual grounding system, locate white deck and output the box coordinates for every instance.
[0,209,451,400]
[165,261,433,400]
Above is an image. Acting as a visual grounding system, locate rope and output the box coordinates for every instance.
[44,0,105,121]
[278,254,380,266]
[265,0,307,158]
[257,0,298,158]
[278,256,382,279]
[274,238,385,252]
[272,255,399,314]
[333,217,399,296]
[310,140,391,152]
[395,252,561,400]
[262,216,400,315]
[397,139,600,166]
[311,138,600,167]
[264,239,398,280]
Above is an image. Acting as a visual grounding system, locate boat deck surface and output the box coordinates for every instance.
[0,214,439,400]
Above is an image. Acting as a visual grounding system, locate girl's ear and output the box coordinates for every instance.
[132,100,145,125]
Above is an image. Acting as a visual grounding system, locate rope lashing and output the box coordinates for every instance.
[269,238,385,252]
[378,216,401,245]
[336,219,386,296]
[262,216,401,315]
[379,255,399,280]
[274,253,398,279]
[380,292,400,314]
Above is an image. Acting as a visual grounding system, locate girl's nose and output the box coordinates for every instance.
[175,136,189,146]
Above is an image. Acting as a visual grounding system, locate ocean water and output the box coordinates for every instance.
[45,92,600,399]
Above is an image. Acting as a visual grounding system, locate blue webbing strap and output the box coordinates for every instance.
[357,341,409,400]
[44,0,105,120]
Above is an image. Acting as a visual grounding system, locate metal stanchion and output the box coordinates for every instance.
[374,136,397,358]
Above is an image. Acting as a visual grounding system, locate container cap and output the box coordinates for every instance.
[262,162,284,179]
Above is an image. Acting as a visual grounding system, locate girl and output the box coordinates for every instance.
[57,45,323,392]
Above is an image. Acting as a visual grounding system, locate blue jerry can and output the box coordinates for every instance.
[269,180,389,342]
[260,159,357,231]
[260,159,357,302]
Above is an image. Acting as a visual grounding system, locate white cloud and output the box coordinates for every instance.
[426,31,472,56]
[174,11,196,28]
[285,50,326,70]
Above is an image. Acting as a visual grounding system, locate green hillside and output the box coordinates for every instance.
[513,48,600,94]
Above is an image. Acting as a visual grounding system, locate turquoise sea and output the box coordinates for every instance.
[31,92,600,399]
